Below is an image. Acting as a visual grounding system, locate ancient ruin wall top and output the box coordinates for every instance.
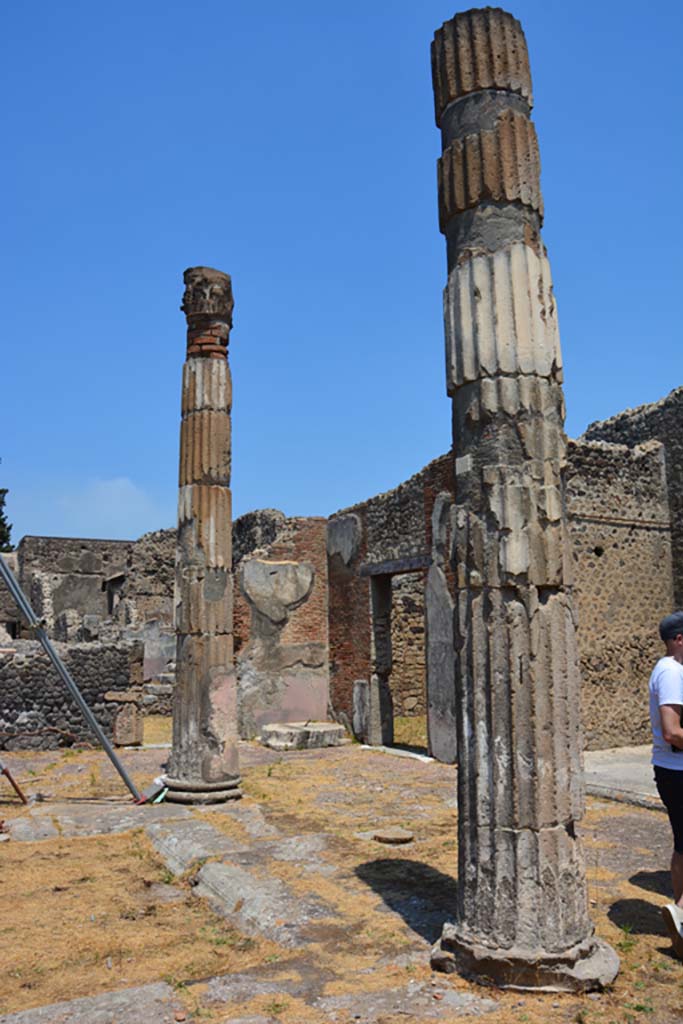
[181,266,233,358]
[431,7,532,126]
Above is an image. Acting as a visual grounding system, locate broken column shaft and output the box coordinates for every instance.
[164,267,241,803]
[430,9,617,989]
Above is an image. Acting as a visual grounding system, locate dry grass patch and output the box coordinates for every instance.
[0,828,273,1015]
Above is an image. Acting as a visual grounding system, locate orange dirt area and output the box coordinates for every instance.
[1,744,682,1024]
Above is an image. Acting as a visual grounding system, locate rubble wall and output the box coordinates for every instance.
[583,386,683,606]
[567,438,674,748]
[0,639,140,750]
[120,529,175,626]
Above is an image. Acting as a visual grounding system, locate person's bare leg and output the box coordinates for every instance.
[672,850,683,906]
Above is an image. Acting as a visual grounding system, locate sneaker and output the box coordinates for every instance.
[661,903,683,959]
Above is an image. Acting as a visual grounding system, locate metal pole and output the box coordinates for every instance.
[0,556,141,802]
[0,756,28,804]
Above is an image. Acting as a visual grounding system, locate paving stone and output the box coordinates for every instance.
[0,981,181,1024]
[145,819,248,875]
[194,860,335,947]
[256,834,336,876]
[5,801,191,842]
[202,801,280,838]
[8,815,59,841]
[313,981,498,1020]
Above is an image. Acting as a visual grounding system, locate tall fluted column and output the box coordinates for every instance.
[164,267,241,804]
[430,9,617,989]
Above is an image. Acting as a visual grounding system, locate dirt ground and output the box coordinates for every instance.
[1,738,682,1024]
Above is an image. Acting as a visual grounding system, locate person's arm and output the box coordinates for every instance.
[660,704,683,749]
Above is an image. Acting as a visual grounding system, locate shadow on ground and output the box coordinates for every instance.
[355,858,457,944]
[630,869,670,897]
[608,897,666,936]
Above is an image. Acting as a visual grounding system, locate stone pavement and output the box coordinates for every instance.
[584,744,659,810]
[0,741,677,1024]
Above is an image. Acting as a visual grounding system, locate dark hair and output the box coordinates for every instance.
[660,611,683,642]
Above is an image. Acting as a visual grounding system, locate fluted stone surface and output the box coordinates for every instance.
[430,8,617,990]
[165,267,241,803]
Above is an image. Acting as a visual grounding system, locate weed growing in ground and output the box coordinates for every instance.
[616,923,637,953]
[262,999,288,1015]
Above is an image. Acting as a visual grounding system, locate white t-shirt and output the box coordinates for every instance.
[650,656,683,769]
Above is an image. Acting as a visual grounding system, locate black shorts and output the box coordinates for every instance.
[655,766,683,853]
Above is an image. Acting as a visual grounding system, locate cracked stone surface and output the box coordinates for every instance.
[0,982,181,1024]
[145,818,248,875]
[313,981,498,1020]
[194,860,335,947]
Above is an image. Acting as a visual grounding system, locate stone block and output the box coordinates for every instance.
[260,721,348,750]
[438,110,542,228]
[352,678,369,740]
[432,7,532,123]
[112,702,143,746]
[444,244,561,393]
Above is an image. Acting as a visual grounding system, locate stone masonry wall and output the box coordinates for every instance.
[0,639,139,750]
[17,536,131,633]
[584,386,683,606]
[567,438,673,748]
[391,572,427,716]
[328,453,455,724]
[118,529,175,626]
[0,552,20,638]
[329,437,674,750]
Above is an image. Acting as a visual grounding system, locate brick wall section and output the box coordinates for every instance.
[583,386,683,606]
[232,513,328,655]
[234,513,330,737]
[328,515,370,724]
[567,438,673,748]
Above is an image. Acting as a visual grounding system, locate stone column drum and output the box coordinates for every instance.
[164,267,241,803]
[429,10,617,989]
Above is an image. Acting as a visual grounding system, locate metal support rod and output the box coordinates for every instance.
[0,557,141,802]
[0,756,28,804]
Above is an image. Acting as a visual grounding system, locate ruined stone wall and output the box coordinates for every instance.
[234,513,329,738]
[16,536,131,633]
[328,453,454,723]
[0,552,20,638]
[583,387,683,607]
[119,529,175,626]
[567,438,673,748]
[0,639,140,750]
[391,572,427,715]
[329,438,674,749]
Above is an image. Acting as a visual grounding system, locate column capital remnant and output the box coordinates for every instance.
[182,266,234,358]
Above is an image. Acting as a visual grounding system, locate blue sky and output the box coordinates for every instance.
[2,1,681,541]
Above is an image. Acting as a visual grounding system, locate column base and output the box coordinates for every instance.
[161,775,242,804]
[431,922,619,993]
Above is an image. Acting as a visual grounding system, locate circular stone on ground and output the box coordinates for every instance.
[372,826,414,844]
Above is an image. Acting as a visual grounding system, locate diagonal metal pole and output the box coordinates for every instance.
[0,556,141,801]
